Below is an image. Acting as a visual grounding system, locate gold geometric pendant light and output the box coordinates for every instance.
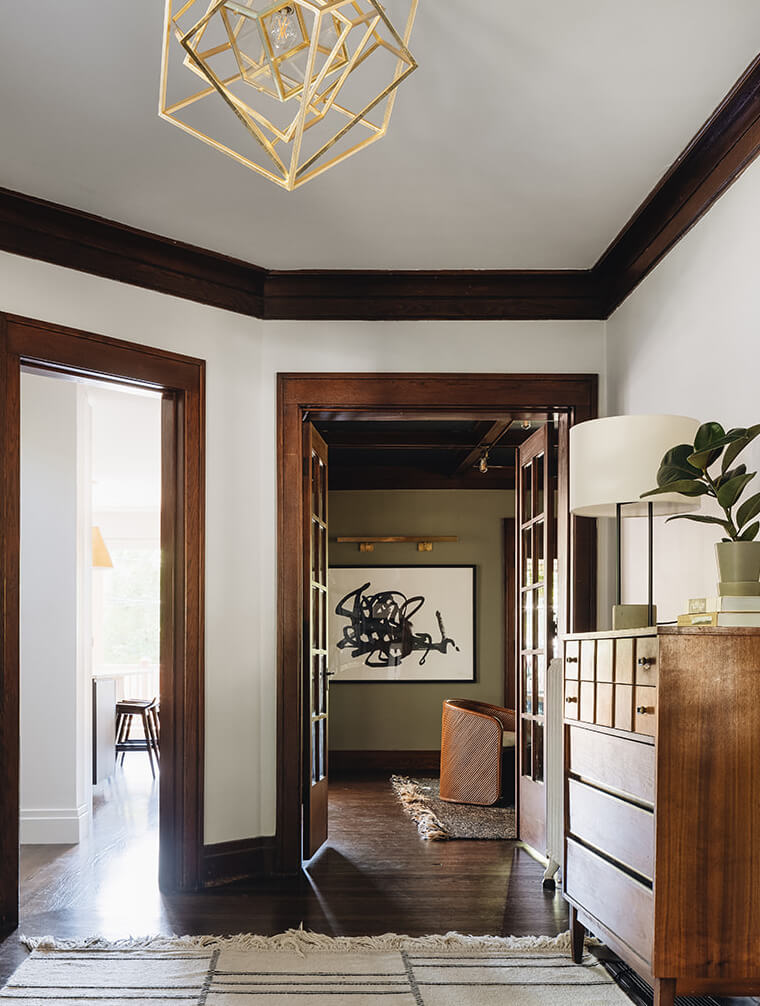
[159,0,418,190]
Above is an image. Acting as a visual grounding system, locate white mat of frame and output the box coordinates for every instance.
[1,929,631,1004]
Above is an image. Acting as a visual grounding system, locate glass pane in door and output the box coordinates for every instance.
[521,717,532,779]
[522,462,532,523]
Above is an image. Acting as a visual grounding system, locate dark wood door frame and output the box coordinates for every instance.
[276,373,598,875]
[0,313,206,932]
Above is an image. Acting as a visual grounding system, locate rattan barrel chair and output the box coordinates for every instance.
[439,698,516,806]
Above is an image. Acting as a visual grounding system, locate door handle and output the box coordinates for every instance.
[325,670,336,678]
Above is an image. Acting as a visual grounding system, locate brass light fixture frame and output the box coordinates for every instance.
[159,0,418,190]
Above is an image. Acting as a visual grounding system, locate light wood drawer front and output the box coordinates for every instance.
[566,838,653,964]
[580,640,596,681]
[596,639,614,682]
[614,684,634,732]
[569,725,654,805]
[596,682,613,727]
[615,637,635,684]
[580,681,595,722]
[634,685,657,736]
[635,636,658,686]
[565,679,579,720]
[567,779,654,880]
[565,640,580,679]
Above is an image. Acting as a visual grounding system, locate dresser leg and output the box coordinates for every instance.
[569,906,585,963]
[653,977,676,1006]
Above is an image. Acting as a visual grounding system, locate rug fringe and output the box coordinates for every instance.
[390,774,451,840]
[21,927,574,956]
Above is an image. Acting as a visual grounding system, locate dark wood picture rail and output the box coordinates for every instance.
[0,54,758,320]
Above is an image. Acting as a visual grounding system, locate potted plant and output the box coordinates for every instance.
[641,421,760,585]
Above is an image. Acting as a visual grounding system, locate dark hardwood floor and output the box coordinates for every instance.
[0,766,756,1005]
[0,765,563,985]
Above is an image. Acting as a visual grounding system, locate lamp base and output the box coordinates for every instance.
[612,603,657,630]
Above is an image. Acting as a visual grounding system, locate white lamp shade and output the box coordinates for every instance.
[570,414,702,518]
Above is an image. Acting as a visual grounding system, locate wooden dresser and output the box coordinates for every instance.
[562,626,760,1006]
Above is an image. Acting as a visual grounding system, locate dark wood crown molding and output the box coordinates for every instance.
[594,53,760,315]
[0,187,266,317]
[1,52,759,321]
[263,269,601,320]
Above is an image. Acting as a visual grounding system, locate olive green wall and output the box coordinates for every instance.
[328,490,515,751]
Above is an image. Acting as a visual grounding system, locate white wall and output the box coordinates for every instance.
[606,155,760,622]
[1,250,606,842]
[20,372,91,843]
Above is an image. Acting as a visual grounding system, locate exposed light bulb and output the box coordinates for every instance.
[521,420,531,430]
[479,451,489,474]
[269,5,297,51]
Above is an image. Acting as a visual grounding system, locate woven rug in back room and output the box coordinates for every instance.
[391,775,516,840]
[1,930,631,1005]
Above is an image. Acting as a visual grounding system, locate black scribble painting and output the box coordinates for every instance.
[334,581,459,668]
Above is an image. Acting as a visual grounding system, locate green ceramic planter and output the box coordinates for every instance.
[715,541,760,585]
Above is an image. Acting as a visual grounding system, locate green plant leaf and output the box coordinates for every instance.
[693,422,726,452]
[722,424,760,472]
[737,491,760,530]
[716,472,755,510]
[716,464,747,488]
[688,447,724,470]
[740,521,760,542]
[642,480,708,498]
[665,513,733,534]
[655,445,704,488]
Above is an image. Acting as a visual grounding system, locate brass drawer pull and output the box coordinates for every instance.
[637,657,656,666]
[566,656,579,663]
[636,705,655,714]
[566,696,578,704]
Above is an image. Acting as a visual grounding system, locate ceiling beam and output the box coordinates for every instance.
[453,419,514,475]
[317,430,480,449]
[1,53,759,321]
[329,464,515,491]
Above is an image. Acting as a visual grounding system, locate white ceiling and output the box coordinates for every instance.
[1,2,759,270]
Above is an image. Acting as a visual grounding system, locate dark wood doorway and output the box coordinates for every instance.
[0,313,206,933]
[276,373,597,874]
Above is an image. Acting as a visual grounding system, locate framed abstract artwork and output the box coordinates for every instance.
[328,565,476,682]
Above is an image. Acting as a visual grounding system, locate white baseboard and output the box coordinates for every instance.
[20,804,90,845]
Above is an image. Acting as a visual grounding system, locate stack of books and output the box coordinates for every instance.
[677,595,760,627]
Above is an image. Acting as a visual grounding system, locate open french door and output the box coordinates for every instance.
[303,424,329,860]
[516,423,557,854]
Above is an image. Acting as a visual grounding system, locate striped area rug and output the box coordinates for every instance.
[1,930,632,1004]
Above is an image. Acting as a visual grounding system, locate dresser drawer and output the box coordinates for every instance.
[614,683,634,731]
[579,681,595,722]
[615,636,635,684]
[580,639,596,681]
[564,679,579,719]
[566,838,653,964]
[596,638,614,682]
[565,640,580,679]
[596,682,613,728]
[635,636,658,686]
[568,725,654,805]
[567,778,654,880]
[634,685,657,736]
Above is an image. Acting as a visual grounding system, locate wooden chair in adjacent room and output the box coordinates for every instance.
[439,698,516,805]
[115,698,160,779]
